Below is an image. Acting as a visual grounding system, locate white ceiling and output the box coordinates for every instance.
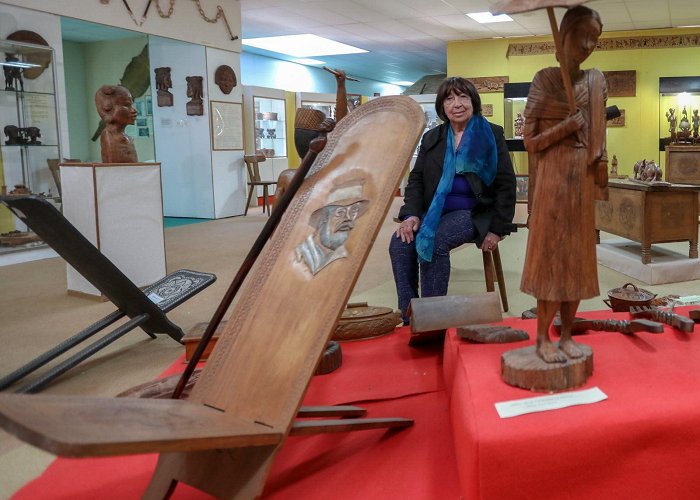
[240,0,700,85]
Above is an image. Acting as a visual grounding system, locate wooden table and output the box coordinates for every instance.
[595,179,700,264]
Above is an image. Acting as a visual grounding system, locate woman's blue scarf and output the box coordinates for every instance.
[415,115,498,263]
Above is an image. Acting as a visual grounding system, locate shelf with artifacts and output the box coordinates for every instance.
[1,38,62,262]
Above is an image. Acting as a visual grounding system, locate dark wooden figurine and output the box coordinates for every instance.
[95,84,138,163]
[3,55,23,91]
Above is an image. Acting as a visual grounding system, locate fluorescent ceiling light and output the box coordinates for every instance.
[242,34,367,57]
[467,12,513,23]
[292,58,325,65]
[0,61,40,69]
[394,81,414,86]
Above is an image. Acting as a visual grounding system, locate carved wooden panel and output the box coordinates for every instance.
[507,33,700,57]
[604,71,636,97]
[482,103,493,117]
[467,76,508,93]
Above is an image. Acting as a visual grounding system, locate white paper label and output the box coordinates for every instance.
[495,387,607,418]
[147,292,164,304]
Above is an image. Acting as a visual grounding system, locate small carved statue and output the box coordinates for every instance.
[514,112,524,137]
[4,125,21,145]
[3,55,23,91]
[633,159,646,180]
[24,126,41,144]
[186,76,204,116]
[214,65,237,94]
[640,160,662,182]
[610,154,618,176]
[679,106,691,142]
[666,107,677,142]
[693,109,700,140]
[154,67,173,107]
[95,84,138,163]
[295,180,369,275]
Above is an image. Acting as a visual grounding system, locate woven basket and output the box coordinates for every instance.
[295,107,326,130]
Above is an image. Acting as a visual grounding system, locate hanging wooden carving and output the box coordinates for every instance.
[603,70,636,97]
[466,76,509,93]
[154,67,174,107]
[214,65,237,94]
[185,76,204,116]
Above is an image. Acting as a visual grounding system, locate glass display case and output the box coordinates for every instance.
[408,94,441,156]
[658,76,700,151]
[253,95,286,158]
[503,83,529,150]
[0,38,61,198]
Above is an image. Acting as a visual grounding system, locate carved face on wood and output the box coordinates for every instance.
[186,76,204,100]
[154,67,172,91]
[559,7,603,68]
[95,85,137,128]
[214,65,237,94]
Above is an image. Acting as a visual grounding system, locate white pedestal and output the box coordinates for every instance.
[60,162,166,297]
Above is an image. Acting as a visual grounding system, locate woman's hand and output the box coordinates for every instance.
[395,216,421,243]
[480,231,502,252]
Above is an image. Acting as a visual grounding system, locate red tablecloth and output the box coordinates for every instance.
[13,327,461,499]
[443,306,700,500]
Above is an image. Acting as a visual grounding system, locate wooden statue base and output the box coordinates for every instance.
[501,343,593,392]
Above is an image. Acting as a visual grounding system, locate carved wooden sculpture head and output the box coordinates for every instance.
[95,84,138,163]
[214,65,237,94]
[154,67,172,92]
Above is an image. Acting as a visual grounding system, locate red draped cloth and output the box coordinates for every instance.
[444,306,700,500]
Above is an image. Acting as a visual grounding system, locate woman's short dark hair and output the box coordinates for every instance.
[434,77,482,122]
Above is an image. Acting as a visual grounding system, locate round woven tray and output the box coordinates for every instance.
[332,302,402,342]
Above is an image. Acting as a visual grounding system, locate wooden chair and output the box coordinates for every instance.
[392,216,509,312]
[46,158,81,198]
[482,246,508,312]
[243,152,277,216]
[0,96,426,499]
[0,195,216,393]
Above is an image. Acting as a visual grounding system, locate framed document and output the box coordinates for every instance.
[210,100,243,150]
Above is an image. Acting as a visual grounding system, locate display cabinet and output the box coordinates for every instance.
[503,83,529,151]
[0,39,61,198]
[658,76,700,152]
[298,91,336,122]
[253,95,286,159]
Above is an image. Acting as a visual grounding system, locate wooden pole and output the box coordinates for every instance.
[547,7,576,114]
[171,124,334,399]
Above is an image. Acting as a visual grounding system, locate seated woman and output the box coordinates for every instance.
[95,84,138,163]
[389,77,516,325]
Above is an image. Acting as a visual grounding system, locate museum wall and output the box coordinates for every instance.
[447,27,700,177]
[0,0,242,54]
[62,41,90,162]
[148,36,214,218]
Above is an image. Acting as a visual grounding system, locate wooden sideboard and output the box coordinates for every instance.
[665,145,700,184]
[595,179,700,264]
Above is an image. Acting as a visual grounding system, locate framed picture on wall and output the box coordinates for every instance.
[515,174,528,203]
[210,100,243,151]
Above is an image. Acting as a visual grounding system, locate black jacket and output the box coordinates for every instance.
[398,121,517,247]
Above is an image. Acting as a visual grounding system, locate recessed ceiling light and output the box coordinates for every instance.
[292,58,326,65]
[242,34,367,57]
[467,12,513,24]
[394,81,414,86]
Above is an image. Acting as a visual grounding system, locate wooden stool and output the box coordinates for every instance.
[482,246,508,312]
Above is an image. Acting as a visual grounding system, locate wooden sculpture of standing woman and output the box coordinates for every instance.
[520,5,607,363]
